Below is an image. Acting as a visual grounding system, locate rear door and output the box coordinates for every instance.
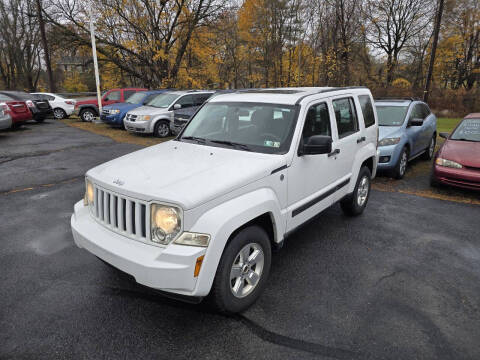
[329,95,365,196]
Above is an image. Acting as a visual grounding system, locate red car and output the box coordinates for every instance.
[431,113,480,190]
[75,87,146,122]
[0,93,33,128]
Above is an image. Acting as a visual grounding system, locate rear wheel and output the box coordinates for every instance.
[80,108,96,122]
[154,120,170,138]
[422,135,436,160]
[340,166,371,216]
[392,147,408,179]
[209,225,271,313]
[53,108,67,119]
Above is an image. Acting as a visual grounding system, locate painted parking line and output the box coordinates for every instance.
[0,177,82,196]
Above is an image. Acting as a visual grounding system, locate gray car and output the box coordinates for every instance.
[124,90,214,137]
[0,103,12,130]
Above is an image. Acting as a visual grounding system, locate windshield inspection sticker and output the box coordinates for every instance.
[264,140,280,147]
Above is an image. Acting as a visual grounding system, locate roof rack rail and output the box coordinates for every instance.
[295,86,368,105]
[374,97,419,101]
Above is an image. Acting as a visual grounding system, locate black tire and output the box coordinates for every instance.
[392,146,409,179]
[80,108,96,122]
[154,120,170,138]
[209,225,272,314]
[340,166,372,216]
[53,108,67,119]
[429,165,441,188]
[422,135,436,160]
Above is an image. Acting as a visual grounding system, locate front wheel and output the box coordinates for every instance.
[340,166,372,216]
[392,147,408,179]
[154,120,170,138]
[422,135,436,160]
[209,225,272,313]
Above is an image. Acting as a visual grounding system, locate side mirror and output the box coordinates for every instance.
[409,118,424,126]
[439,132,449,139]
[174,103,182,110]
[300,135,332,155]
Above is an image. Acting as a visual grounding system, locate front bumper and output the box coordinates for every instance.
[124,119,152,133]
[432,164,480,191]
[100,113,123,126]
[376,143,403,170]
[71,201,206,295]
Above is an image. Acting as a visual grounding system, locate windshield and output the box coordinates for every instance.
[125,92,146,104]
[146,93,179,108]
[179,102,299,154]
[375,105,408,126]
[451,118,480,142]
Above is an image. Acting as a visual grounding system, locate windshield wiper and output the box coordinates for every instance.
[452,138,474,142]
[208,139,252,151]
[181,136,206,144]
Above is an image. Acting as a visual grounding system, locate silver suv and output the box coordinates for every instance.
[124,90,214,137]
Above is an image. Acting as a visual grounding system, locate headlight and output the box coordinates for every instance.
[174,232,210,247]
[435,158,462,169]
[378,137,401,147]
[139,115,151,121]
[110,109,120,114]
[150,204,182,244]
[83,179,94,206]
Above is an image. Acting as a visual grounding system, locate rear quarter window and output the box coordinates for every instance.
[358,95,375,128]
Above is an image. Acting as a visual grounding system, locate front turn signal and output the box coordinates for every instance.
[194,255,204,277]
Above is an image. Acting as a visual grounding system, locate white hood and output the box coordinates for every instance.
[87,141,286,210]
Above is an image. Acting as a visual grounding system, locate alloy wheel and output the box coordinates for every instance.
[157,123,169,137]
[53,109,65,119]
[399,151,408,176]
[230,243,265,298]
[357,176,370,207]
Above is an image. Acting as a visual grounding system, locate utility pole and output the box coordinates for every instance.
[89,4,102,118]
[424,0,445,103]
[35,0,55,92]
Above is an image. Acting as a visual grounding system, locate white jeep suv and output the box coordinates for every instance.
[71,87,379,313]
[124,90,214,137]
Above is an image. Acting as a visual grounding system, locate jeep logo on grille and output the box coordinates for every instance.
[113,179,124,186]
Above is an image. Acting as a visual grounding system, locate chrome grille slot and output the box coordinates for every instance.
[90,184,149,242]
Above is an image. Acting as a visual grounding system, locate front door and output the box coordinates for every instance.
[286,101,339,231]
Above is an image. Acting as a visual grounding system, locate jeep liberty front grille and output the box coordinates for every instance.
[91,184,149,242]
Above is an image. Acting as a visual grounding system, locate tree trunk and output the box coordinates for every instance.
[424,0,444,102]
[35,0,55,92]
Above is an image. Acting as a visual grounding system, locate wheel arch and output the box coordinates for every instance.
[189,188,284,296]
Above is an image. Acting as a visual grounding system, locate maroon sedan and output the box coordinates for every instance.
[431,113,480,190]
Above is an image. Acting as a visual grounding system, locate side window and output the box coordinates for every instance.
[176,95,194,108]
[409,104,423,120]
[421,104,431,118]
[332,97,359,138]
[358,95,375,128]
[124,90,136,100]
[194,94,212,106]
[302,102,331,143]
[45,95,55,101]
[106,91,121,101]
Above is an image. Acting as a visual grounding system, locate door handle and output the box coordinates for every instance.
[328,149,340,157]
[357,136,366,144]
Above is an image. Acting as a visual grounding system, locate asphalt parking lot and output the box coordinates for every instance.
[1,120,480,360]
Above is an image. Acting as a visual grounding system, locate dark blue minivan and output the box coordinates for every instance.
[101,90,167,128]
